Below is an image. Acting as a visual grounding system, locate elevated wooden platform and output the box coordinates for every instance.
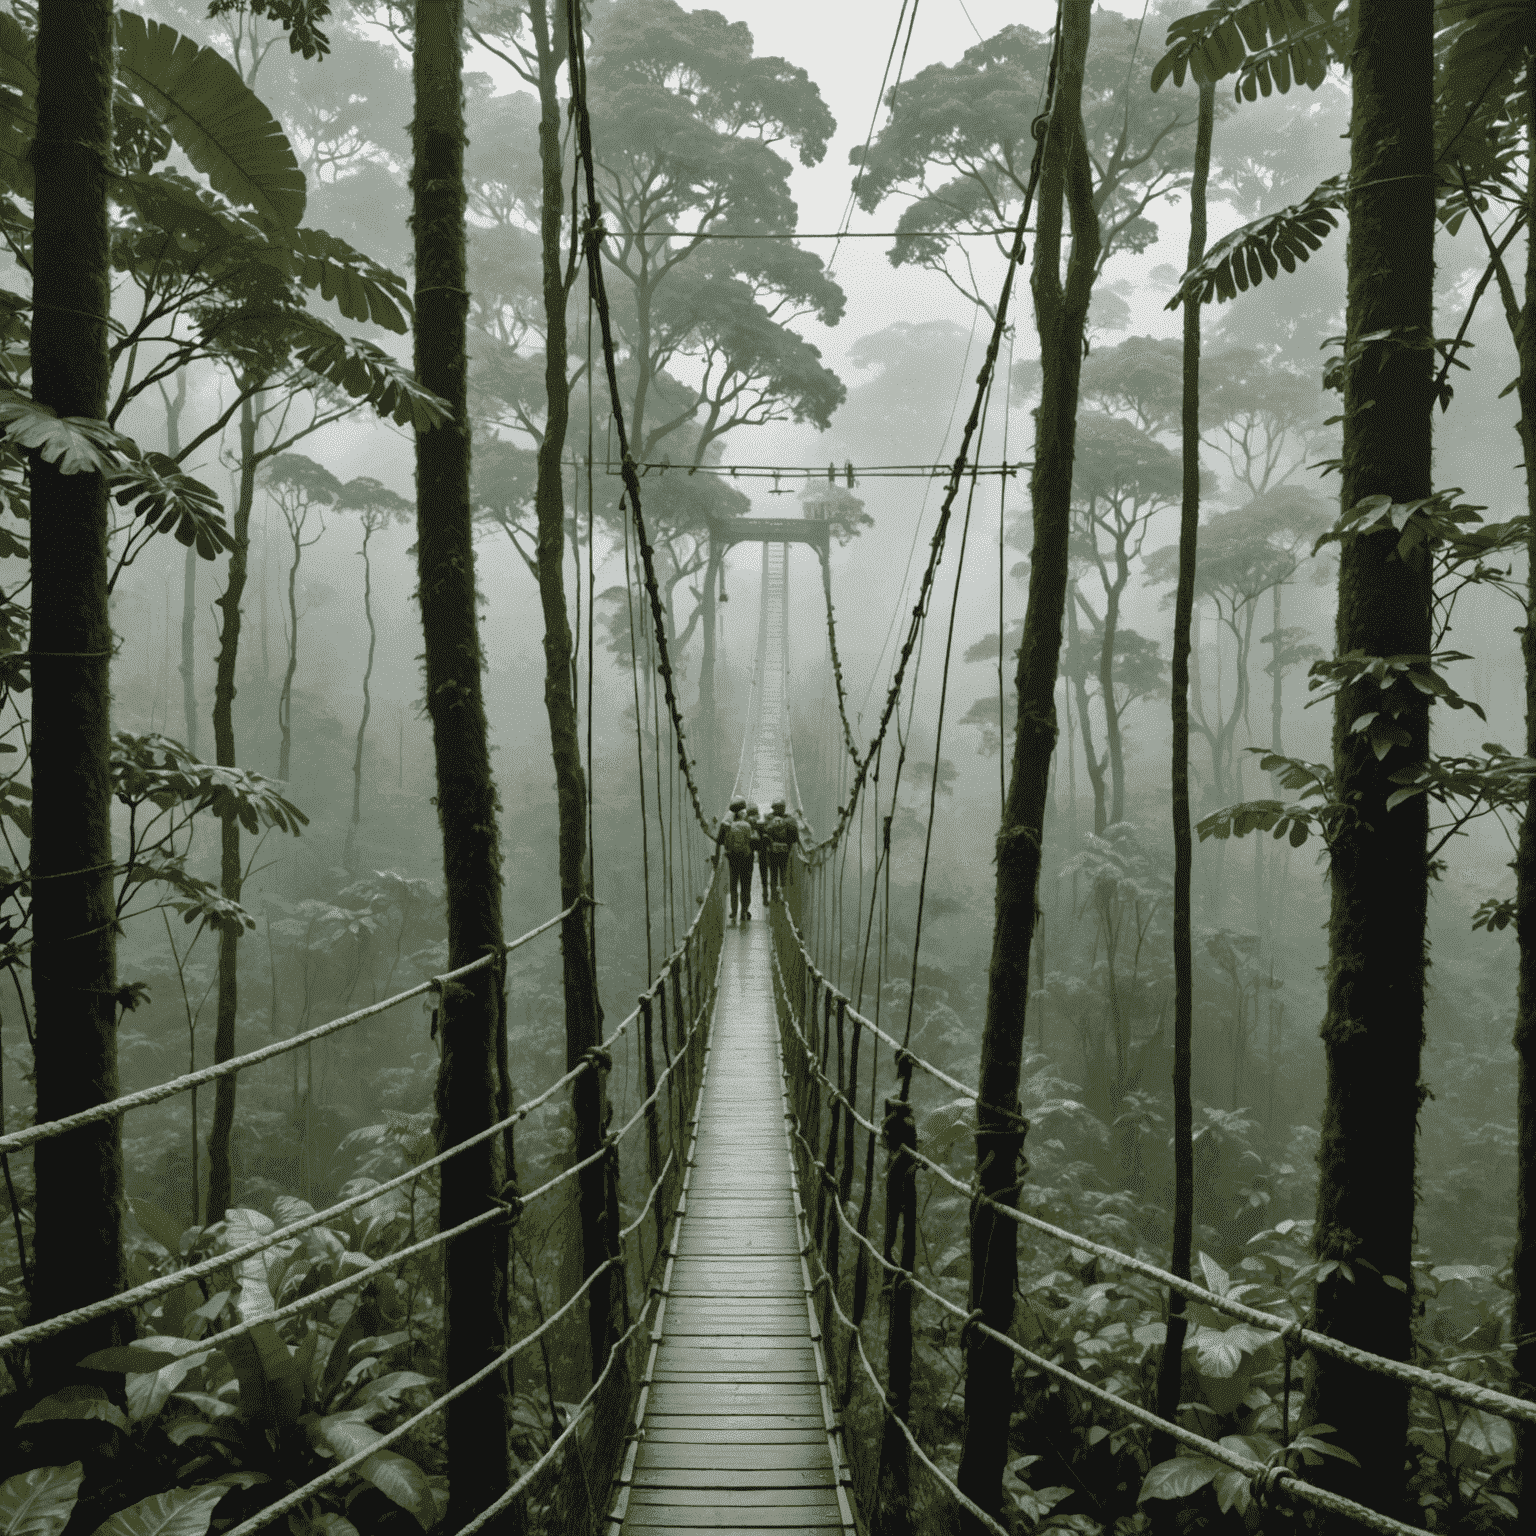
[607,919,857,1535]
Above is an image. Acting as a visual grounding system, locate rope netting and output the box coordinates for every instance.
[767,901,1535,1536]
[5,868,727,1536]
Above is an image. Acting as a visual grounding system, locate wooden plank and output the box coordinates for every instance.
[629,1443,835,1468]
[643,1413,828,1432]
[614,923,852,1536]
[623,1506,845,1528]
[642,1428,828,1444]
[629,1486,839,1506]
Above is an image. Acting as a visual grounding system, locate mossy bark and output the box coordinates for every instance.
[206,393,257,1226]
[528,0,614,1381]
[412,0,513,1522]
[1302,1,1434,1521]
[27,0,123,1380]
[956,2,1098,1527]
[1152,78,1213,1468]
[1511,30,1536,1513]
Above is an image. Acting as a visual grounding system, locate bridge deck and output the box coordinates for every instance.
[607,920,857,1535]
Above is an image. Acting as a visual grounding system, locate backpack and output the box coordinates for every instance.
[723,819,754,859]
[766,816,791,854]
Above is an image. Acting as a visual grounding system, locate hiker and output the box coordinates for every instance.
[745,803,771,905]
[719,805,756,923]
[715,797,746,858]
[765,797,798,901]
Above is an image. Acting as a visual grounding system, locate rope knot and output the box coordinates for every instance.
[582,1046,614,1075]
[958,1308,987,1351]
[893,1047,917,1082]
[1031,112,1051,142]
[1252,1458,1291,1507]
[882,1096,916,1154]
[491,1181,523,1225]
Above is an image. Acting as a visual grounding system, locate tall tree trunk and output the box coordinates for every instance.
[1152,78,1213,1468]
[1066,594,1108,835]
[529,0,613,1381]
[957,3,1098,1526]
[345,520,378,869]
[1510,29,1536,1513]
[1302,2,1434,1521]
[1269,582,1284,758]
[277,518,304,781]
[413,2,513,1525]
[163,372,199,756]
[1099,574,1125,825]
[28,0,123,1381]
[698,533,720,796]
[206,391,259,1224]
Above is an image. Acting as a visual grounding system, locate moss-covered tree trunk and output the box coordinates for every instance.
[413,0,513,1522]
[1510,33,1536,1514]
[956,3,1098,1527]
[206,391,258,1224]
[1152,78,1213,1468]
[27,0,123,1380]
[528,0,614,1381]
[1302,1,1434,1520]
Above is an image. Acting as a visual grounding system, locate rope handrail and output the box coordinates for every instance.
[451,1300,651,1536]
[0,1054,585,1354]
[774,963,1439,1536]
[814,1239,1010,1536]
[769,935,1536,1429]
[0,900,587,1157]
[1,897,719,1356]
[218,1169,671,1536]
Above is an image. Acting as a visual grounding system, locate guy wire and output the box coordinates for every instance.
[900,364,994,1057]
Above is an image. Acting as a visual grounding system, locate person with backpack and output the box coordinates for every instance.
[720,806,756,923]
[745,803,771,906]
[765,797,798,901]
[714,797,746,858]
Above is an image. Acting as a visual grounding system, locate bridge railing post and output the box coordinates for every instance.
[639,992,665,1256]
[876,1061,919,1536]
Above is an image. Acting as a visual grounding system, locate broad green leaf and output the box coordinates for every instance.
[219,1207,279,1324]
[221,1320,303,1429]
[115,13,304,228]
[87,1486,226,1536]
[288,227,410,334]
[1138,1455,1221,1502]
[1197,1252,1230,1297]
[129,1198,188,1256]
[0,11,36,198]
[79,1346,188,1375]
[347,1371,434,1415]
[0,1463,82,1536]
[0,391,124,475]
[17,1387,129,1433]
[1211,1465,1252,1515]
[1167,174,1343,310]
[1456,1408,1514,1460]
[293,331,450,429]
[110,454,232,560]
[308,1417,435,1528]
[1431,1264,1491,1284]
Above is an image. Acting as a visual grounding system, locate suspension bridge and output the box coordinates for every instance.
[4,531,1534,1536]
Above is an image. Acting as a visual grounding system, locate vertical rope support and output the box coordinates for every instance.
[639,994,665,1254]
[822,998,848,1291]
[878,1067,919,1536]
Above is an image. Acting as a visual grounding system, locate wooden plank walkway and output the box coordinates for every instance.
[607,918,858,1536]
